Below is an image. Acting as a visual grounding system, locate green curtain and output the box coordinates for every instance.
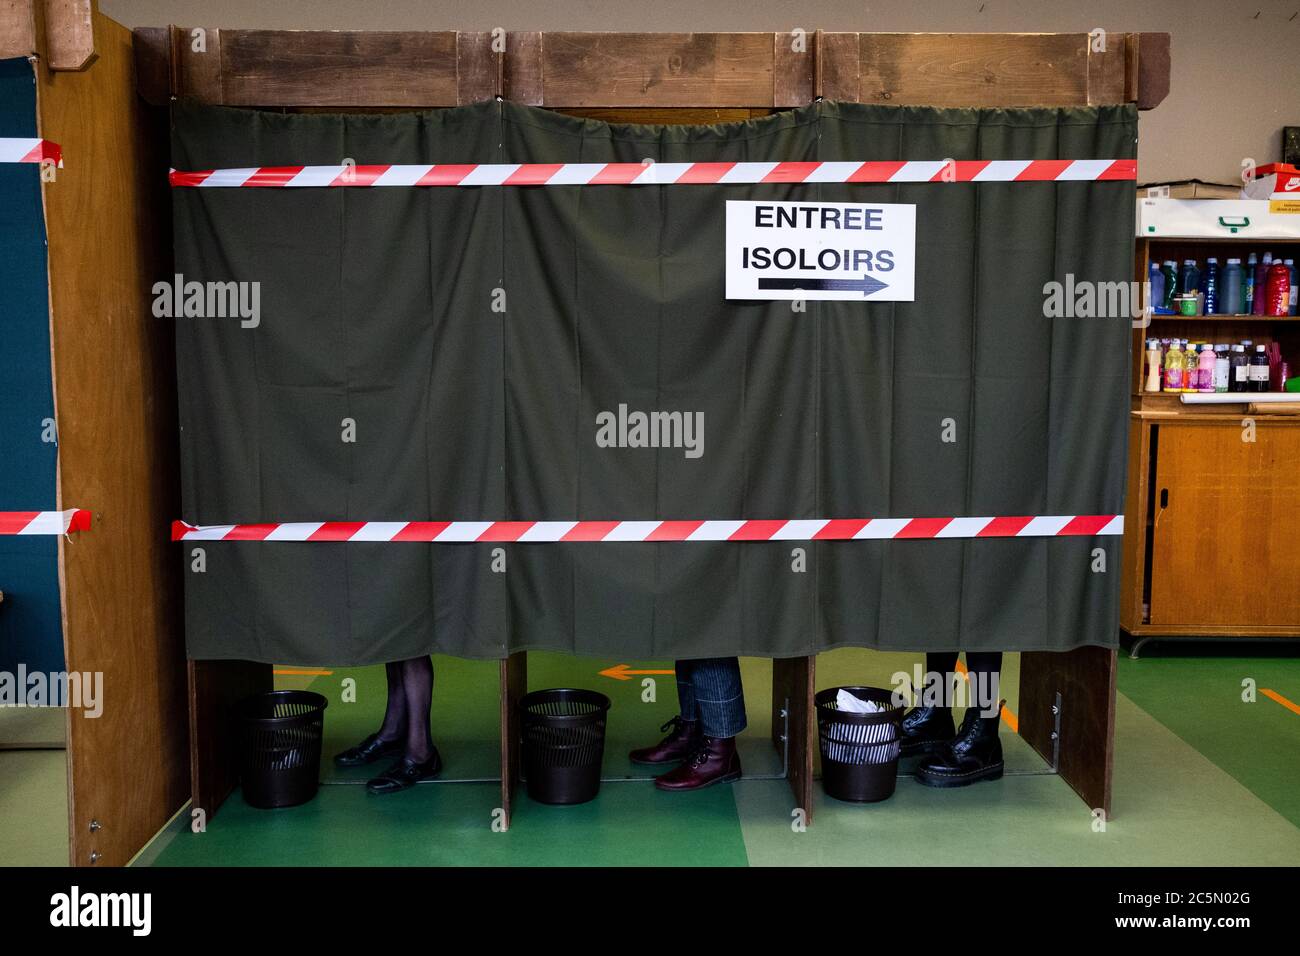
[172,99,1135,665]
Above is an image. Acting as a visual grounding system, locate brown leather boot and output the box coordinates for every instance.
[629,716,702,765]
[653,736,742,791]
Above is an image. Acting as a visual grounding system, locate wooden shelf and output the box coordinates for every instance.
[1148,313,1300,321]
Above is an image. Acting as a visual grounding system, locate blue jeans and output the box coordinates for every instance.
[676,657,747,738]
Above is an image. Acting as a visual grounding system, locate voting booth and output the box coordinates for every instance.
[117,28,1172,841]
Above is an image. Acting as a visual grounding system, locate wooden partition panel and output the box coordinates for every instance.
[771,656,815,823]
[1020,646,1117,816]
[188,660,271,823]
[39,10,187,866]
[499,652,526,830]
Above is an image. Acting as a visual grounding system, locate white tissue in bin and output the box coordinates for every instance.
[826,689,899,765]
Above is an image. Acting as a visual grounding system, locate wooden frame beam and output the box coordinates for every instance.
[0,0,96,70]
[133,28,1170,111]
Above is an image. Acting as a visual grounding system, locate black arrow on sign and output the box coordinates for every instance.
[758,275,889,296]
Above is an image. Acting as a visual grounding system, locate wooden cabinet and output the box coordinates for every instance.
[1123,230,1300,649]
[1147,418,1300,629]
[1122,408,1300,641]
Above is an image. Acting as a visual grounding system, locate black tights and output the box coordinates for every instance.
[377,656,434,762]
[924,651,1003,712]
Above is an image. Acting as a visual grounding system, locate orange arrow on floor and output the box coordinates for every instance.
[599,663,677,681]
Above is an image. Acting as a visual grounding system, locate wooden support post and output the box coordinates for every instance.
[499,651,527,830]
[187,659,271,823]
[770,656,815,824]
[1019,646,1117,817]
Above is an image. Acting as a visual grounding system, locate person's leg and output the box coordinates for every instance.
[629,660,704,764]
[366,656,443,794]
[900,651,958,756]
[333,661,407,767]
[400,655,435,763]
[654,657,744,791]
[379,662,407,741]
[964,651,1003,717]
[915,650,1004,788]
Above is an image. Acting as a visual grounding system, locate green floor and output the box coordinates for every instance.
[121,647,1300,867]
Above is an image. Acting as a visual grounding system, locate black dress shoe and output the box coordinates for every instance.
[899,706,955,757]
[914,704,1004,788]
[366,750,443,795]
[333,733,404,768]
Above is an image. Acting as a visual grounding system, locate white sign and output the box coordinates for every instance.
[725,200,916,301]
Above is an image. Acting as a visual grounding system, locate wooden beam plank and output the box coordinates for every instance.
[456,30,500,104]
[171,24,222,103]
[132,25,169,105]
[1086,30,1126,105]
[505,30,543,105]
[0,0,37,59]
[1133,32,1171,110]
[772,29,812,107]
[43,0,95,71]
[537,32,774,108]
[859,33,1089,107]
[135,29,1169,111]
[219,29,460,107]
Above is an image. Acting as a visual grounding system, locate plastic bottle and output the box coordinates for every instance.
[1148,261,1164,312]
[1164,340,1185,392]
[1196,344,1216,392]
[1145,339,1163,392]
[1249,344,1271,392]
[1213,345,1230,393]
[1183,340,1200,390]
[1203,257,1219,314]
[1220,258,1244,315]
[1252,252,1273,315]
[1161,260,1178,311]
[1179,259,1200,297]
[1244,253,1258,311]
[1266,259,1291,316]
[1287,259,1298,316]
[1230,344,1249,392]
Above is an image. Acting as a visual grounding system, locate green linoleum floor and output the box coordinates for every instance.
[0,647,1271,867]
[1116,649,1300,830]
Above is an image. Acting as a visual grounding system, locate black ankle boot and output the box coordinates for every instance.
[915,704,1004,788]
[899,706,955,757]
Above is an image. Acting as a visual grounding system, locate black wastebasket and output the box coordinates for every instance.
[238,690,328,809]
[816,685,903,803]
[519,688,610,805]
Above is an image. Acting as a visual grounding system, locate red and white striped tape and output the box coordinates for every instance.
[0,138,62,166]
[172,514,1122,543]
[0,510,91,535]
[169,159,1136,189]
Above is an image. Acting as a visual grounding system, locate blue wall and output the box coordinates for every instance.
[0,57,64,675]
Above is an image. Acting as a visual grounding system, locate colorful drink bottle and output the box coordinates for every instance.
[1197,344,1216,392]
[1164,340,1184,391]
